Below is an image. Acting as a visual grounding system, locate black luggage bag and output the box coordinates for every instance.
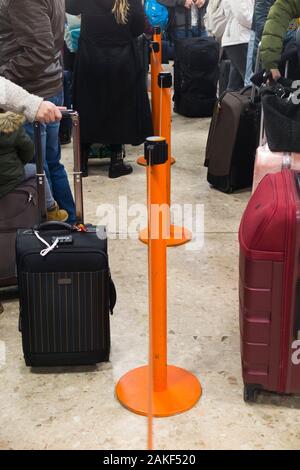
[174,37,220,118]
[16,112,116,367]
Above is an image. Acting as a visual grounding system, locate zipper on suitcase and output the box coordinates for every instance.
[279,171,297,392]
[294,280,300,340]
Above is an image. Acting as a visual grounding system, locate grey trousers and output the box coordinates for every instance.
[224,43,248,91]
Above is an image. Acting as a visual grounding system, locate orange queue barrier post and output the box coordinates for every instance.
[136,41,161,166]
[116,137,202,433]
[153,26,162,66]
[139,72,192,247]
[137,31,176,168]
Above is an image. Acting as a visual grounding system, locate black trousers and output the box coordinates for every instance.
[224,43,248,91]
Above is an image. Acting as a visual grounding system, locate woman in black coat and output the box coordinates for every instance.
[66,0,153,178]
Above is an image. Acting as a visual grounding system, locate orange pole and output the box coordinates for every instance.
[147,139,168,392]
[139,73,192,246]
[153,27,162,70]
[116,138,202,419]
[136,40,162,167]
[150,43,161,135]
[157,73,172,208]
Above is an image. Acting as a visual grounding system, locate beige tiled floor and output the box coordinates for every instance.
[1,112,300,450]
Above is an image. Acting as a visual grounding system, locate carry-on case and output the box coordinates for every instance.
[239,169,300,402]
[173,37,220,118]
[205,84,260,193]
[204,51,261,193]
[0,178,39,288]
[16,112,116,367]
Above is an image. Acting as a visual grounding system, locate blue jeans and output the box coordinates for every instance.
[245,31,256,87]
[175,27,208,40]
[25,90,76,224]
[63,70,73,131]
[24,163,54,209]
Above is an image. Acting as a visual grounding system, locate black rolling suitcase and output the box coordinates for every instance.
[16,112,116,367]
[173,37,220,118]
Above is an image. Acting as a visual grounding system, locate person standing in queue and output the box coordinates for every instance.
[66,0,153,178]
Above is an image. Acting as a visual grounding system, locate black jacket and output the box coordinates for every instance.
[66,0,152,145]
[158,0,208,33]
[0,0,65,99]
[0,112,33,199]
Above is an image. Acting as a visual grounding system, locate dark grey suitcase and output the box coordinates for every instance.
[16,112,116,367]
[0,178,39,288]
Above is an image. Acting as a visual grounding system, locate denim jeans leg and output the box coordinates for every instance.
[23,163,55,209]
[63,71,73,131]
[25,90,76,224]
[245,31,256,86]
[45,110,76,223]
[24,121,52,188]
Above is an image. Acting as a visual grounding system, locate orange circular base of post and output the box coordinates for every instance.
[139,224,192,247]
[137,156,176,166]
[116,365,202,417]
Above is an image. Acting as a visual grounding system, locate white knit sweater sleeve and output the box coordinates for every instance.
[0,77,43,122]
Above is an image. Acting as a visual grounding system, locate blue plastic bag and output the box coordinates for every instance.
[145,0,169,29]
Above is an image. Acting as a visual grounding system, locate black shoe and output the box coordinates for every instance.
[60,131,72,145]
[109,161,133,179]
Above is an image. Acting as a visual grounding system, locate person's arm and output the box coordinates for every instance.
[15,128,35,164]
[255,0,274,43]
[261,0,300,72]
[0,77,62,123]
[0,0,60,85]
[229,0,254,30]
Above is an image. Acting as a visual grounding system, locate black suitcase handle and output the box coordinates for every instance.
[36,221,75,232]
[109,277,117,315]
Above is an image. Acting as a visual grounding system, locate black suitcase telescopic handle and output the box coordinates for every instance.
[34,110,84,225]
[34,121,47,222]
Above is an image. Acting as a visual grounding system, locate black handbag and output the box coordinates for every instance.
[261,83,300,153]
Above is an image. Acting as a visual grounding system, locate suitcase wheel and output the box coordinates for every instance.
[244,384,259,403]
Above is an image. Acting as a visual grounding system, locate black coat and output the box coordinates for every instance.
[66,0,153,145]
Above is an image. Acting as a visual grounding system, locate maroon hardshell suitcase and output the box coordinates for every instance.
[239,170,300,402]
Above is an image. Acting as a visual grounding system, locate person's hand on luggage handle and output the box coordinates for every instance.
[194,0,206,7]
[185,0,194,9]
[270,69,281,82]
[35,101,65,123]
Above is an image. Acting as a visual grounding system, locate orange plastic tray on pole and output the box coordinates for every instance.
[116,137,202,428]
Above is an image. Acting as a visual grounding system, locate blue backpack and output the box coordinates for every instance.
[145,0,169,29]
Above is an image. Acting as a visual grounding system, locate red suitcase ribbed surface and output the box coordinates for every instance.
[239,170,300,396]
